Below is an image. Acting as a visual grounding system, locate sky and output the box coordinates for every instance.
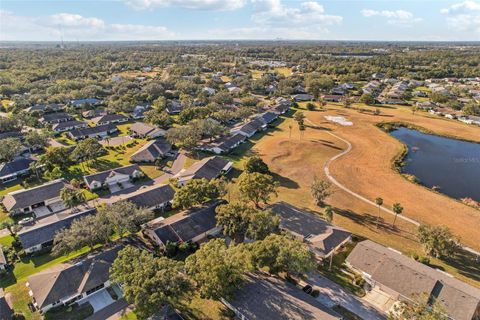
[1,0,480,41]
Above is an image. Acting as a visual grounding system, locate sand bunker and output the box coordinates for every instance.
[324,115,353,126]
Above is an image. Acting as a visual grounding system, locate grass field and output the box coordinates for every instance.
[246,105,480,287]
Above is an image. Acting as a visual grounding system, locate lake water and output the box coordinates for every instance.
[390,127,480,201]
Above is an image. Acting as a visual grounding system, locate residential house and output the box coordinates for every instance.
[222,273,342,320]
[26,245,122,313]
[17,208,96,253]
[83,164,143,191]
[166,101,183,115]
[68,124,118,140]
[197,133,246,154]
[0,246,6,271]
[40,112,73,125]
[321,95,343,103]
[175,156,232,186]
[2,179,68,216]
[130,139,172,163]
[82,109,107,119]
[69,98,102,108]
[92,114,128,126]
[129,122,166,139]
[203,87,216,96]
[272,103,290,115]
[256,111,278,125]
[0,158,34,184]
[234,119,267,138]
[131,103,151,119]
[372,72,385,80]
[292,94,314,102]
[0,131,23,141]
[346,240,480,320]
[51,120,87,133]
[143,201,223,248]
[294,85,307,94]
[269,202,351,259]
[0,288,13,320]
[123,184,175,211]
[25,103,63,114]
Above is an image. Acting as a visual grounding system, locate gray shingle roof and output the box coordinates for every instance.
[0,158,34,178]
[40,112,72,123]
[27,245,121,309]
[346,240,480,320]
[129,122,166,138]
[130,139,172,162]
[269,202,351,257]
[2,179,67,211]
[69,124,118,139]
[226,273,341,320]
[215,134,246,152]
[238,119,265,136]
[17,208,96,250]
[92,113,128,124]
[124,184,175,209]
[51,120,86,131]
[177,156,231,182]
[83,164,141,187]
[256,111,278,124]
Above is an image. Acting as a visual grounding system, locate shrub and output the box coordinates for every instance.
[311,289,320,298]
[306,103,316,111]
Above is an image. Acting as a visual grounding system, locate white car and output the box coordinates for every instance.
[18,217,34,225]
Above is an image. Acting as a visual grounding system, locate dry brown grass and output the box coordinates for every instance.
[249,107,480,287]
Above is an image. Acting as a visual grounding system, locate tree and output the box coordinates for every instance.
[462,102,480,116]
[216,203,279,243]
[101,201,153,237]
[0,138,22,162]
[185,239,251,300]
[389,293,448,320]
[172,178,225,209]
[311,176,333,206]
[246,209,280,241]
[71,138,105,166]
[60,187,85,211]
[417,225,459,258]
[52,214,111,255]
[144,109,173,129]
[244,156,269,174]
[392,202,403,227]
[411,105,419,115]
[294,111,305,125]
[375,197,383,228]
[342,95,352,108]
[43,166,63,181]
[237,172,279,208]
[24,130,50,150]
[110,246,191,319]
[250,234,315,276]
[38,147,72,170]
[323,205,333,223]
[359,93,374,105]
[306,102,316,111]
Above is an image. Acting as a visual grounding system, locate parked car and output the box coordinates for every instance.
[302,284,313,294]
[19,217,34,225]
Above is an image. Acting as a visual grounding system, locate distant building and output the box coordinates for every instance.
[68,124,118,140]
[130,139,172,163]
[175,156,232,186]
[0,158,34,184]
[40,112,73,125]
[51,120,87,133]
[92,114,128,126]
[129,122,166,139]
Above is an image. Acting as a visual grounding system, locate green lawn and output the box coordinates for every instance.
[0,235,14,247]
[5,280,42,320]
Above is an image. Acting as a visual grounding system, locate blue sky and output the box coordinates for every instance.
[1,0,479,41]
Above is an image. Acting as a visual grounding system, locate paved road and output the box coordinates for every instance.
[307,273,386,320]
[307,117,480,256]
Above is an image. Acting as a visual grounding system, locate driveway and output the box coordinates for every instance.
[307,273,386,320]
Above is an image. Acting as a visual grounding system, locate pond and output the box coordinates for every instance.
[390,127,480,202]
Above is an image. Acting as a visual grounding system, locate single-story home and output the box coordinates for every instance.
[129,122,166,139]
[92,113,128,126]
[175,156,232,186]
[131,104,151,119]
[2,178,67,216]
[166,101,183,114]
[83,164,143,191]
[0,158,34,184]
[26,103,63,114]
[272,103,290,115]
[82,109,107,119]
[234,119,267,138]
[143,201,223,248]
[26,245,122,313]
[346,240,480,320]
[197,133,246,154]
[51,120,87,133]
[130,139,172,163]
[292,94,314,102]
[17,208,96,254]
[40,112,73,124]
[321,95,343,103]
[69,98,102,108]
[256,111,278,124]
[68,124,118,140]
[124,184,175,211]
[222,273,341,320]
[269,202,351,259]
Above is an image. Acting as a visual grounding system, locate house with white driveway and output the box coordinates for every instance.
[83,164,143,193]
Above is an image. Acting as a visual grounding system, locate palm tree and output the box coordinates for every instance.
[60,187,84,212]
[374,197,383,228]
[0,221,15,236]
[324,205,334,223]
[392,202,403,227]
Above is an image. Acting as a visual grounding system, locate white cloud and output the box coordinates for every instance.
[361,9,421,25]
[124,0,245,11]
[251,0,342,26]
[441,1,480,33]
[0,10,174,41]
